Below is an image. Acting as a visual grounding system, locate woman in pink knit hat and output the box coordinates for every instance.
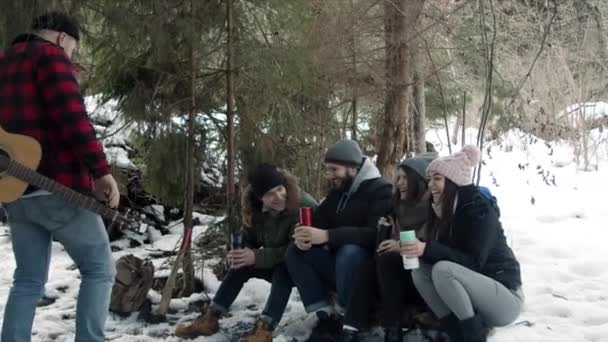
[401,145,524,342]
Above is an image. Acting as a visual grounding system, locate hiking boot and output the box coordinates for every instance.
[440,314,461,342]
[339,329,358,342]
[414,310,442,331]
[175,308,220,338]
[307,312,341,342]
[383,325,402,342]
[240,320,273,342]
[459,314,487,342]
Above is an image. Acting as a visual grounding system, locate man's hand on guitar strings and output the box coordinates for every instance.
[94,174,120,208]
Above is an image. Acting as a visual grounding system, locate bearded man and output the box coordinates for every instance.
[286,139,392,342]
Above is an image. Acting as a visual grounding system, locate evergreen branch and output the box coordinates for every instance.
[100,119,135,140]
[384,0,474,47]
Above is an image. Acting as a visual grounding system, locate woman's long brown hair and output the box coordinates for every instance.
[425,178,459,241]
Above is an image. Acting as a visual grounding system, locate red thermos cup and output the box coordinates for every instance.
[300,207,313,226]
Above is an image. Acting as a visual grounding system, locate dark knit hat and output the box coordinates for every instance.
[32,12,81,41]
[324,139,363,167]
[399,152,438,179]
[249,163,285,198]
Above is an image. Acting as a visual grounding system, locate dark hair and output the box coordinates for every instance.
[394,165,428,208]
[32,12,82,41]
[425,178,459,241]
[248,190,263,213]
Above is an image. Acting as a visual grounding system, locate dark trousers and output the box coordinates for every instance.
[211,263,293,328]
[345,252,424,329]
[285,245,370,313]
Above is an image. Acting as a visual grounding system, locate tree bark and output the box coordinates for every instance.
[376,0,424,176]
[226,0,236,208]
[180,0,197,297]
[412,39,426,154]
[349,0,358,142]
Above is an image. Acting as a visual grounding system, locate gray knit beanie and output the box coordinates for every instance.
[399,152,438,179]
[324,139,363,167]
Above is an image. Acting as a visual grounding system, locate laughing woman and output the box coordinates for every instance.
[340,154,436,342]
[402,146,524,342]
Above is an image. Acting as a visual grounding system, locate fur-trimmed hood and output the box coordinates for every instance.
[241,169,301,227]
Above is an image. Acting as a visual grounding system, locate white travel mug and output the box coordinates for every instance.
[399,230,420,270]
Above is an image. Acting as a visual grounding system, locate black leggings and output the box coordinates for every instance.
[344,251,425,329]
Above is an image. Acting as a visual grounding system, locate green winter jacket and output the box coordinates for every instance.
[241,170,317,269]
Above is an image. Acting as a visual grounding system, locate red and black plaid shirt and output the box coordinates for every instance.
[0,34,110,195]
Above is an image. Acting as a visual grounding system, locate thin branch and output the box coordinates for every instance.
[462,90,466,146]
[423,37,451,154]
[475,0,498,186]
[100,119,135,140]
[477,0,497,145]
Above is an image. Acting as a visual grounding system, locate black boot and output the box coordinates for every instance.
[439,314,462,342]
[307,312,341,342]
[459,315,487,342]
[383,325,402,342]
[339,329,358,342]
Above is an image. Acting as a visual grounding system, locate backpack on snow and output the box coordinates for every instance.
[110,254,155,315]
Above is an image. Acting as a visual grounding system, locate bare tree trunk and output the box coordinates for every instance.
[351,99,358,141]
[407,113,414,155]
[349,0,358,141]
[226,0,236,211]
[180,0,198,297]
[412,40,426,154]
[317,127,326,198]
[579,111,590,170]
[461,90,466,146]
[452,91,467,146]
[377,0,424,175]
[452,115,461,145]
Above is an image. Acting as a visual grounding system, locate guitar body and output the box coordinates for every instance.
[0,126,42,202]
[0,126,144,235]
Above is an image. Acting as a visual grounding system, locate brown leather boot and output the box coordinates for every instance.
[239,320,272,342]
[175,308,220,338]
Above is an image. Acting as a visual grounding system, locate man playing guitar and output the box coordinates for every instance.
[0,12,119,342]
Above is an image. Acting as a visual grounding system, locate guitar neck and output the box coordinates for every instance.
[7,159,119,221]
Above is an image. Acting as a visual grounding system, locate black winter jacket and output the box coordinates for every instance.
[313,158,393,251]
[422,185,522,290]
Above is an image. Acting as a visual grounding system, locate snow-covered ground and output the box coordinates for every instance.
[1,127,608,341]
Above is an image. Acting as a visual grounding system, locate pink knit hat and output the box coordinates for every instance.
[426,145,481,186]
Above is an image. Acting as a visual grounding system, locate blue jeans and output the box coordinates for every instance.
[285,244,370,314]
[1,195,116,342]
[210,264,293,328]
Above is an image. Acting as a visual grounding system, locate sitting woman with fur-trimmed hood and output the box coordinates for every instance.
[176,163,317,342]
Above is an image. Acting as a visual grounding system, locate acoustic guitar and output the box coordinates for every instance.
[0,125,142,233]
